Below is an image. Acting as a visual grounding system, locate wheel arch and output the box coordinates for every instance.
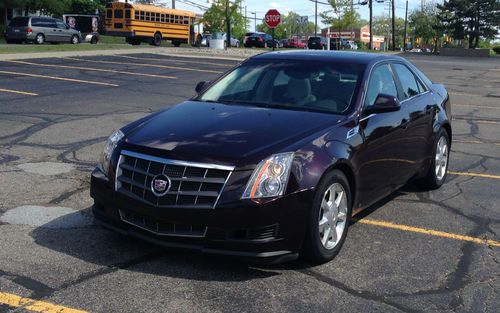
[317,159,356,211]
[442,122,452,146]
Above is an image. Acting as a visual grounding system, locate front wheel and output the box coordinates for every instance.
[151,32,162,46]
[71,35,79,44]
[302,170,351,264]
[417,128,450,190]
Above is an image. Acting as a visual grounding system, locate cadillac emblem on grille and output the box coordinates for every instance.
[151,174,171,196]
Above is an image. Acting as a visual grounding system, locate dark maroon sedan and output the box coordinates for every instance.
[91,51,451,263]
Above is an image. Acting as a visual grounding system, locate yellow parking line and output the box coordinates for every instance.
[355,218,500,247]
[4,60,177,80]
[453,103,500,110]
[113,54,234,67]
[0,88,38,96]
[449,171,500,180]
[64,57,224,74]
[453,140,500,146]
[0,70,118,87]
[0,292,88,313]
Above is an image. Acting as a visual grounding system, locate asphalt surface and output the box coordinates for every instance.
[0,52,499,313]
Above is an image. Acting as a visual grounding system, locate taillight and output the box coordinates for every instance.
[26,27,32,33]
[258,37,263,42]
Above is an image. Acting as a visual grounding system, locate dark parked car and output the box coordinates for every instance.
[91,51,452,264]
[244,32,275,48]
[4,16,82,44]
[308,36,327,50]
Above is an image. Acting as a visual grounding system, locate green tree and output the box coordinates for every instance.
[437,0,500,48]
[409,4,442,51]
[372,15,405,49]
[257,11,317,39]
[202,0,246,42]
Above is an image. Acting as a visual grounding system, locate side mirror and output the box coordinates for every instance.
[364,94,401,114]
[195,81,210,94]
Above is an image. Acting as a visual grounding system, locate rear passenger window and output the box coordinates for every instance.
[393,64,420,100]
[365,64,398,108]
[31,17,42,27]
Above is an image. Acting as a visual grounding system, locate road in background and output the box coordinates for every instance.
[0,53,499,313]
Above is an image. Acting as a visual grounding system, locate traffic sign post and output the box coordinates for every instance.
[264,9,281,51]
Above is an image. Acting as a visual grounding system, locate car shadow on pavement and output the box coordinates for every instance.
[28,208,302,282]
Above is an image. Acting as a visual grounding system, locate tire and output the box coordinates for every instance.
[71,35,79,44]
[90,36,98,44]
[152,32,162,47]
[35,33,45,45]
[302,170,352,264]
[417,128,450,190]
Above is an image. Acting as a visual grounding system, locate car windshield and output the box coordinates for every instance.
[197,59,365,114]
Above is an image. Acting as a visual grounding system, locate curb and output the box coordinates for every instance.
[0,46,256,61]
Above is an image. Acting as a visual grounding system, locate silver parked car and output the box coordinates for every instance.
[4,16,82,44]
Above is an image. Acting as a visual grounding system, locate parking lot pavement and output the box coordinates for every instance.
[0,53,499,313]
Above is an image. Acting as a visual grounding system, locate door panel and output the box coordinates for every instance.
[355,63,413,208]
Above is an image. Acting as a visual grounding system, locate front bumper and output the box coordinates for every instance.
[90,167,313,262]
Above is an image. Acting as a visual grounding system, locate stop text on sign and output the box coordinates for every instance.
[264,9,281,28]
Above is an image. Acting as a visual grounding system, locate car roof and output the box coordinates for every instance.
[250,50,405,65]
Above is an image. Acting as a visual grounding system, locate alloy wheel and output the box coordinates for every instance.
[318,182,348,250]
[435,136,448,181]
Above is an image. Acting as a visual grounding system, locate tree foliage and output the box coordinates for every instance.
[320,0,353,29]
[257,11,317,39]
[371,15,405,48]
[437,0,500,48]
[408,4,442,50]
[3,0,106,16]
[202,0,246,40]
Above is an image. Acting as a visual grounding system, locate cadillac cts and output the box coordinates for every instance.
[91,51,451,263]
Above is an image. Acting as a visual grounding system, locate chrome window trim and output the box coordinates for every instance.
[400,90,430,104]
[121,150,235,171]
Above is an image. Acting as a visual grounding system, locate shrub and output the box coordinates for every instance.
[0,25,5,39]
[492,45,500,55]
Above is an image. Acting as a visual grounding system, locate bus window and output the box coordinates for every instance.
[174,15,179,24]
[125,10,131,18]
[140,11,144,20]
[106,9,112,18]
[145,12,150,21]
[184,16,189,24]
[135,11,139,19]
[156,13,160,22]
[114,10,123,18]
[169,15,174,23]
[161,14,165,22]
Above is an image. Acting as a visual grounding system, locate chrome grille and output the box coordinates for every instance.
[115,150,233,209]
[119,210,207,237]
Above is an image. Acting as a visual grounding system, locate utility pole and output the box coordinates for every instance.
[315,0,318,37]
[391,0,395,50]
[245,6,247,34]
[350,0,354,42]
[172,0,175,9]
[403,0,408,51]
[369,0,373,50]
[225,0,231,49]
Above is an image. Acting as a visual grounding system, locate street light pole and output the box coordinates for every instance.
[369,0,373,50]
[403,0,408,51]
[251,12,256,32]
[391,0,395,51]
[315,0,318,37]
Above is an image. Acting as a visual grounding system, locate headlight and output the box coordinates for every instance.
[242,152,294,199]
[99,129,124,175]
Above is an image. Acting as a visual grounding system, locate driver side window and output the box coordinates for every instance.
[364,64,398,108]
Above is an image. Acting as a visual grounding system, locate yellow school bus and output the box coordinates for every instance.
[104,2,201,47]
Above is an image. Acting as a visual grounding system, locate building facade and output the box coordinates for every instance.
[321,25,385,50]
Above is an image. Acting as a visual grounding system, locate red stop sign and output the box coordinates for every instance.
[265,9,281,28]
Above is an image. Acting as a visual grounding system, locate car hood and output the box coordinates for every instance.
[123,101,343,169]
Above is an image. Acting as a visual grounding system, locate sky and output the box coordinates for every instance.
[168,0,429,30]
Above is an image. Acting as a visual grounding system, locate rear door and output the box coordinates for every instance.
[391,62,435,171]
[6,17,29,39]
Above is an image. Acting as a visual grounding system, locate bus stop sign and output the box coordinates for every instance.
[265,9,281,28]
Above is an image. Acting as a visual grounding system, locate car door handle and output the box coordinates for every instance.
[399,118,409,129]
